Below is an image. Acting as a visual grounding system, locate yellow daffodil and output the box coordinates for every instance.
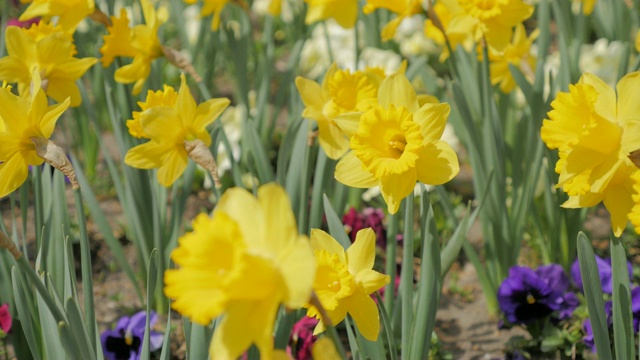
[630,171,640,233]
[0,22,97,106]
[541,72,640,236]
[124,74,230,186]
[574,0,596,15]
[100,0,167,95]
[296,64,380,159]
[311,337,340,359]
[488,24,538,93]
[0,74,70,198]
[127,85,178,138]
[443,0,533,51]
[183,0,232,31]
[305,228,389,341]
[268,0,283,16]
[363,0,424,41]
[304,0,359,29]
[333,73,460,214]
[424,0,473,62]
[164,184,316,359]
[19,0,94,32]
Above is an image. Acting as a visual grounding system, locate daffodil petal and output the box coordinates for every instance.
[192,98,230,130]
[377,73,419,113]
[124,141,167,169]
[346,292,380,341]
[415,141,460,185]
[616,72,640,127]
[278,235,316,308]
[258,183,299,253]
[40,99,71,138]
[157,149,188,186]
[562,193,603,208]
[177,74,197,126]
[310,229,346,261]
[216,187,263,250]
[356,269,390,294]
[335,152,377,188]
[333,113,361,138]
[346,228,375,275]
[379,171,417,214]
[603,183,635,237]
[46,78,81,106]
[414,102,450,143]
[0,155,29,198]
[317,119,350,160]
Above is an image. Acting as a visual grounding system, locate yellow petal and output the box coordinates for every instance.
[278,235,316,308]
[139,107,180,140]
[616,72,640,127]
[0,88,31,134]
[377,73,419,113]
[296,76,325,119]
[311,337,340,360]
[414,141,460,185]
[258,183,299,254]
[562,193,603,208]
[414,102,451,143]
[0,57,30,84]
[209,299,278,360]
[356,269,390,294]
[580,73,616,123]
[216,187,263,250]
[310,229,346,261]
[192,98,231,131]
[124,141,167,169]
[0,155,29,198]
[114,56,151,94]
[177,74,197,126]
[40,99,71,138]
[332,112,361,138]
[603,183,635,237]
[346,228,375,275]
[317,119,350,160]
[157,149,189,186]
[334,152,377,188]
[5,26,36,64]
[46,78,81,106]
[345,292,380,341]
[379,170,417,214]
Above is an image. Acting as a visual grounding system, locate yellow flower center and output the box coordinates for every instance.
[313,250,354,311]
[327,70,377,114]
[351,105,423,178]
[526,294,536,305]
[458,0,502,19]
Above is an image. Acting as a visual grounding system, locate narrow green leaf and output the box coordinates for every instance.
[159,308,172,360]
[11,268,42,360]
[322,194,351,249]
[610,237,634,360]
[577,232,612,359]
[141,249,159,360]
[400,194,414,356]
[410,191,441,360]
[37,290,66,358]
[63,297,96,360]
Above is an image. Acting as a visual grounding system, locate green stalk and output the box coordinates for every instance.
[384,212,398,314]
[400,194,414,356]
[73,188,96,349]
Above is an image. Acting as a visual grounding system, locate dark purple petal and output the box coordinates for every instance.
[498,266,557,324]
[536,264,569,296]
[583,319,596,353]
[556,292,579,320]
[571,255,631,294]
[149,331,164,352]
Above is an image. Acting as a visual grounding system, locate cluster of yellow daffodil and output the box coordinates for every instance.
[164,183,389,358]
[297,68,460,214]
[541,73,640,237]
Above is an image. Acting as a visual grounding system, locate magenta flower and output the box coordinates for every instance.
[0,304,12,334]
[290,316,318,360]
[342,207,386,248]
[6,17,40,28]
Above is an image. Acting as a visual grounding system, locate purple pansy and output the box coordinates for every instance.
[556,292,580,321]
[101,311,164,360]
[570,255,633,294]
[498,265,568,324]
[583,319,596,353]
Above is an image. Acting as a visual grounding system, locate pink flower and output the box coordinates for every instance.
[290,316,318,360]
[342,207,387,248]
[0,304,12,333]
[7,17,40,28]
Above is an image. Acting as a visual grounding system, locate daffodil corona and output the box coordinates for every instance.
[0,22,97,107]
[127,86,179,139]
[164,184,316,359]
[541,72,640,236]
[306,228,389,341]
[0,75,70,198]
[124,74,230,186]
[334,73,460,214]
[488,24,538,93]
[296,64,380,159]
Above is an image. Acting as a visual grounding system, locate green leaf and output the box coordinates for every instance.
[63,297,96,360]
[141,249,159,360]
[610,237,635,360]
[322,194,351,250]
[577,232,612,359]
[410,190,441,360]
[11,268,42,360]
